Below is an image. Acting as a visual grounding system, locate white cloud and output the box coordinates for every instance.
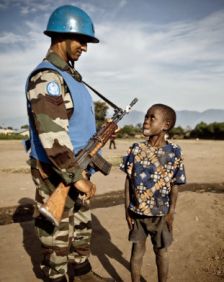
[0,7,224,126]
[78,10,224,105]
[0,32,25,44]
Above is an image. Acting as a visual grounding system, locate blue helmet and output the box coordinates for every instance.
[44,5,99,43]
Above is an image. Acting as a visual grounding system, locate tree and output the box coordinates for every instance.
[169,126,185,139]
[21,124,29,129]
[212,122,224,139]
[118,125,138,138]
[190,122,209,139]
[190,122,224,139]
[94,101,109,130]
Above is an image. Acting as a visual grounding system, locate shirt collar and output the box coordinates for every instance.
[45,50,72,72]
[44,50,82,82]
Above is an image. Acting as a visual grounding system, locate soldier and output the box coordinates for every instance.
[109,128,120,149]
[26,5,114,282]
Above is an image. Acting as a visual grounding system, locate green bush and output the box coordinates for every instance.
[190,122,224,139]
[117,125,142,138]
[0,133,28,140]
[169,126,185,139]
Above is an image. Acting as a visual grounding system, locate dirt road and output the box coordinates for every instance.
[0,139,223,281]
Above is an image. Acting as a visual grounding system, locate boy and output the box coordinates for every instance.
[120,104,186,282]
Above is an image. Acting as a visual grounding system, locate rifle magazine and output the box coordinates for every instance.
[91,153,112,175]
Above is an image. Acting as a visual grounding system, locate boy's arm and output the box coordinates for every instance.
[169,184,178,213]
[125,176,134,230]
[166,185,178,231]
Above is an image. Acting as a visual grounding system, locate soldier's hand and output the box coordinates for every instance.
[82,170,89,180]
[74,179,96,199]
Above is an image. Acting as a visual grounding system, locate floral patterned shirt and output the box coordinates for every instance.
[120,141,186,216]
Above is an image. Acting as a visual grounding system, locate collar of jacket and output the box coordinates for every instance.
[44,51,82,82]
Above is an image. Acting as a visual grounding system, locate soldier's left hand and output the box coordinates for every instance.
[74,179,96,199]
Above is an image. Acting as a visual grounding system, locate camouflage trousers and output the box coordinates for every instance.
[30,160,92,280]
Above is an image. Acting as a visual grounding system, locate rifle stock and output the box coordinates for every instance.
[39,182,69,226]
[38,98,138,226]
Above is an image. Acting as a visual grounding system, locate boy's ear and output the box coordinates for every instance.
[163,120,170,131]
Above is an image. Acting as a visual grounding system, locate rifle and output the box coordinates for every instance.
[39,98,138,226]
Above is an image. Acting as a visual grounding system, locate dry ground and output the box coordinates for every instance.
[0,139,223,281]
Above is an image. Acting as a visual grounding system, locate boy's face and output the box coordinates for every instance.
[143,106,168,137]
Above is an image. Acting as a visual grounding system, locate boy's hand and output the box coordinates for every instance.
[126,210,134,230]
[74,179,96,200]
[165,212,175,232]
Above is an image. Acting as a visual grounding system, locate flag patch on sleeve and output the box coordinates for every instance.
[46,81,61,96]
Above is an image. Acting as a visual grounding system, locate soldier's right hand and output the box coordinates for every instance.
[74,179,96,199]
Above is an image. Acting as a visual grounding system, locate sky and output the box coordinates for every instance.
[0,0,224,128]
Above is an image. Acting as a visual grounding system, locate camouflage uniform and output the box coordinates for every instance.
[26,52,93,281]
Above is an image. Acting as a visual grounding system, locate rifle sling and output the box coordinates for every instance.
[45,52,120,111]
[82,81,121,111]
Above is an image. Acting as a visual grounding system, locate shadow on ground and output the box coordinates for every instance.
[14,198,43,280]
[14,198,147,281]
[91,214,147,282]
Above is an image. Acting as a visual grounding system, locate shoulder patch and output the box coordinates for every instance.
[46,81,61,96]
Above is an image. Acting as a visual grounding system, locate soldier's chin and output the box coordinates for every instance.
[143,129,151,136]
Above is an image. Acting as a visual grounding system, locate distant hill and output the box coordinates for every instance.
[118,109,224,129]
[1,109,224,129]
[176,109,224,128]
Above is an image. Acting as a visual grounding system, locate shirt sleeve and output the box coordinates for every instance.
[120,144,136,177]
[27,70,83,185]
[172,148,186,185]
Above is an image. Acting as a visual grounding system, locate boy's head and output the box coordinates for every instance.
[143,104,176,137]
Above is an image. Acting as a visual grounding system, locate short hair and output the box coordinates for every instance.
[151,104,176,131]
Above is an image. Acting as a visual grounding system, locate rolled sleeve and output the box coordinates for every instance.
[58,166,84,185]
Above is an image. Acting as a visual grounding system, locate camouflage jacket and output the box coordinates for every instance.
[26,51,87,185]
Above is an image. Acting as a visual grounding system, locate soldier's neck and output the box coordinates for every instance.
[50,44,68,63]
